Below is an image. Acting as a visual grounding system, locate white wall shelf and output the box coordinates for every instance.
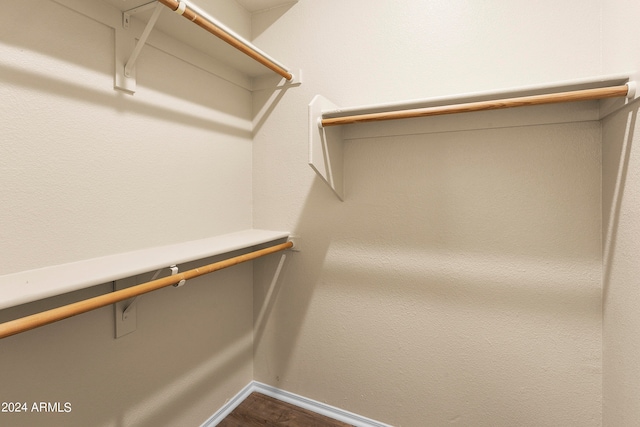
[309,74,636,201]
[0,229,290,310]
[53,0,300,93]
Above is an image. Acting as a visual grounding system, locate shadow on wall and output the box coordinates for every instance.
[602,102,638,306]
[251,2,297,39]
[0,62,249,139]
[0,0,288,136]
[0,261,254,427]
[252,79,298,136]
[252,179,342,386]
[253,117,605,425]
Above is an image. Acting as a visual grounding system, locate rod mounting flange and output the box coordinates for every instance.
[626,81,637,99]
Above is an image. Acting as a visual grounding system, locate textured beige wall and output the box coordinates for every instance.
[601,2,640,426]
[0,1,254,425]
[252,1,603,425]
[602,102,640,427]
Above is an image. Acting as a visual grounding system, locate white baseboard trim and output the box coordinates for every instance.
[201,381,393,427]
[201,382,255,427]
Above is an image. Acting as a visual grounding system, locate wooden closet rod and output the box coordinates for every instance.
[158,0,293,81]
[0,241,293,339]
[321,84,632,127]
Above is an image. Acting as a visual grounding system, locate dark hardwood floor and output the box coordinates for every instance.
[218,392,354,427]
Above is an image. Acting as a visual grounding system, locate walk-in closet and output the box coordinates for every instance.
[1,1,639,426]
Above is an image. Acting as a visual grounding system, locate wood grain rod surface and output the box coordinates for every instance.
[321,84,630,127]
[0,241,293,339]
[158,0,293,80]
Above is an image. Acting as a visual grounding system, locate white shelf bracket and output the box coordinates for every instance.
[114,276,138,338]
[124,2,163,78]
[309,95,344,201]
[122,0,160,29]
[115,1,163,94]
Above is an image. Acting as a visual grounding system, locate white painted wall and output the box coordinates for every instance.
[252,1,604,425]
[0,1,255,425]
[601,1,640,426]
